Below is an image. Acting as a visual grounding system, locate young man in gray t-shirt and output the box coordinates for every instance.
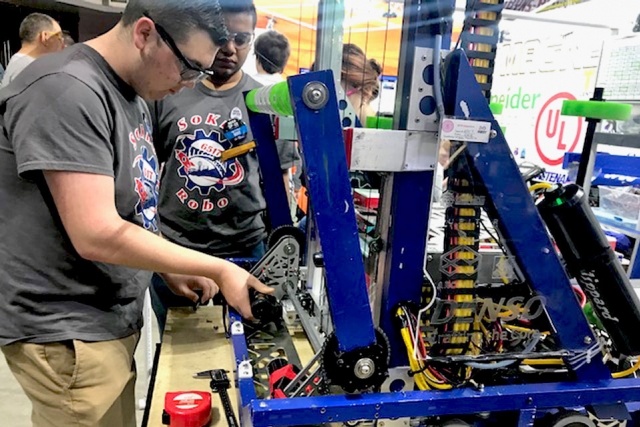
[0,1,271,426]
[150,0,299,334]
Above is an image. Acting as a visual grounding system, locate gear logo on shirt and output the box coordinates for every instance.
[133,146,159,232]
[175,129,245,196]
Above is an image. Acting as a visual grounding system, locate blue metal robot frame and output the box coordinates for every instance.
[232,61,640,427]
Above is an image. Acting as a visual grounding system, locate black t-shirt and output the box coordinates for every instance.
[0,44,159,345]
[151,74,298,257]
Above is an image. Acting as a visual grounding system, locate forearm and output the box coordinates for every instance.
[83,219,228,282]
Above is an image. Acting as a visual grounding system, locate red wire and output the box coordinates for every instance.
[572,285,587,309]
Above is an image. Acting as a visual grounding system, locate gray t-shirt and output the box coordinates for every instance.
[151,74,298,256]
[0,53,35,89]
[0,44,159,346]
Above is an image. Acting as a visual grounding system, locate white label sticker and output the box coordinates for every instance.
[440,118,492,143]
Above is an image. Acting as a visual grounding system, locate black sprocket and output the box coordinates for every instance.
[267,225,306,250]
[321,328,390,393]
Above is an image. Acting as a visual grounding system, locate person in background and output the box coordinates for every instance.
[150,0,299,335]
[62,30,76,48]
[341,43,382,125]
[252,30,290,86]
[0,0,271,425]
[0,13,64,88]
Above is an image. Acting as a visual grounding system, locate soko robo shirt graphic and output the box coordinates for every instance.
[172,107,250,212]
[174,128,245,196]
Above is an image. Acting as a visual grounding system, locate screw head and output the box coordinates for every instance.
[310,89,322,102]
[584,336,593,344]
[490,129,498,139]
[354,358,375,379]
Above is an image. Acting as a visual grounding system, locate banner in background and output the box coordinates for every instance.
[491,23,607,183]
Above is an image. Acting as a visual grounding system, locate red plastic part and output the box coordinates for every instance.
[164,391,212,427]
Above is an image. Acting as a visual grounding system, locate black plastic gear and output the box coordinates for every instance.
[320,328,390,393]
[267,225,306,252]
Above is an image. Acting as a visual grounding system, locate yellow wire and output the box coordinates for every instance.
[528,183,553,193]
[502,324,551,336]
[522,358,564,366]
[612,358,640,378]
[399,326,452,390]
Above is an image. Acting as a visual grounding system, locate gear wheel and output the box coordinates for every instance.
[320,328,390,393]
[268,225,306,253]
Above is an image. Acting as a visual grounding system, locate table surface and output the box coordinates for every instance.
[147,306,314,427]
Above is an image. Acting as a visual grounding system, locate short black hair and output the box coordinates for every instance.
[254,31,290,74]
[218,0,257,29]
[122,0,227,45]
[19,13,57,43]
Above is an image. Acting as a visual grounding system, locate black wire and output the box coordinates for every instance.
[454,0,478,51]
[223,302,230,338]
[479,220,507,255]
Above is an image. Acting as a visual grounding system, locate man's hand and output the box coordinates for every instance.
[214,261,274,320]
[161,273,219,304]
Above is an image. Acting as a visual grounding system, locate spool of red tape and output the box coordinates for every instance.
[162,391,212,427]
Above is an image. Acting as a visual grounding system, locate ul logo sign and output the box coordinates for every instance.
[534,92,583,166]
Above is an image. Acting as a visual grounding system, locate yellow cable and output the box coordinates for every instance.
[503,324,551,336]
[612,358,640,378]
[400,328,452,390]
[522,358,564,366]
[528,182,553,193]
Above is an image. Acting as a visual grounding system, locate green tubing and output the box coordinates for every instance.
[245,82,293,116]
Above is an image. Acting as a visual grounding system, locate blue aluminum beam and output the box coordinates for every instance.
[250,379,640,426]
[288,70,376,351]
[247,109,293,229]
[443,49,611,381]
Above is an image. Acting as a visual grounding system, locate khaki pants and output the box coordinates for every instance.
[1,333,139,427]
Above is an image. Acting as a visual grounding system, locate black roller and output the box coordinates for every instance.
[538,184,640,355]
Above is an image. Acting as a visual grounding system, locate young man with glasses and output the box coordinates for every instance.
[0,1,272,426]
[150,0,299,335]
[0,13,65,88]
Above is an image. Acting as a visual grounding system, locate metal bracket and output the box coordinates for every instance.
[250,236,301,301]
[238,360,253,379]
[231,321,245,336]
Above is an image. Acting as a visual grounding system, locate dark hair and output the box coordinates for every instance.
[342,43,382,102]
[19,13,57,43]
[218,0,258,29]
[62,30,75,46]
[254,31,290,74]
[122,0,227,45]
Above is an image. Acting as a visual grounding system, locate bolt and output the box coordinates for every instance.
[284,244,295,255]
[527,397,533,404]
[375,413,380,419]
[354,358,375,379]
[490,129,498,139]
[415,119,420,123]
[418,87,424,92]
[584,336,593,345]
[542,247,550,254]
[320,408,326,414]
[376,404,381,410]
[421,55,427,61]
[310,89,323,102]
[337,359,344,367]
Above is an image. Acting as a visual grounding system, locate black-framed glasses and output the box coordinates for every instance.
[223,32,254,50]
[143,12,214,82]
